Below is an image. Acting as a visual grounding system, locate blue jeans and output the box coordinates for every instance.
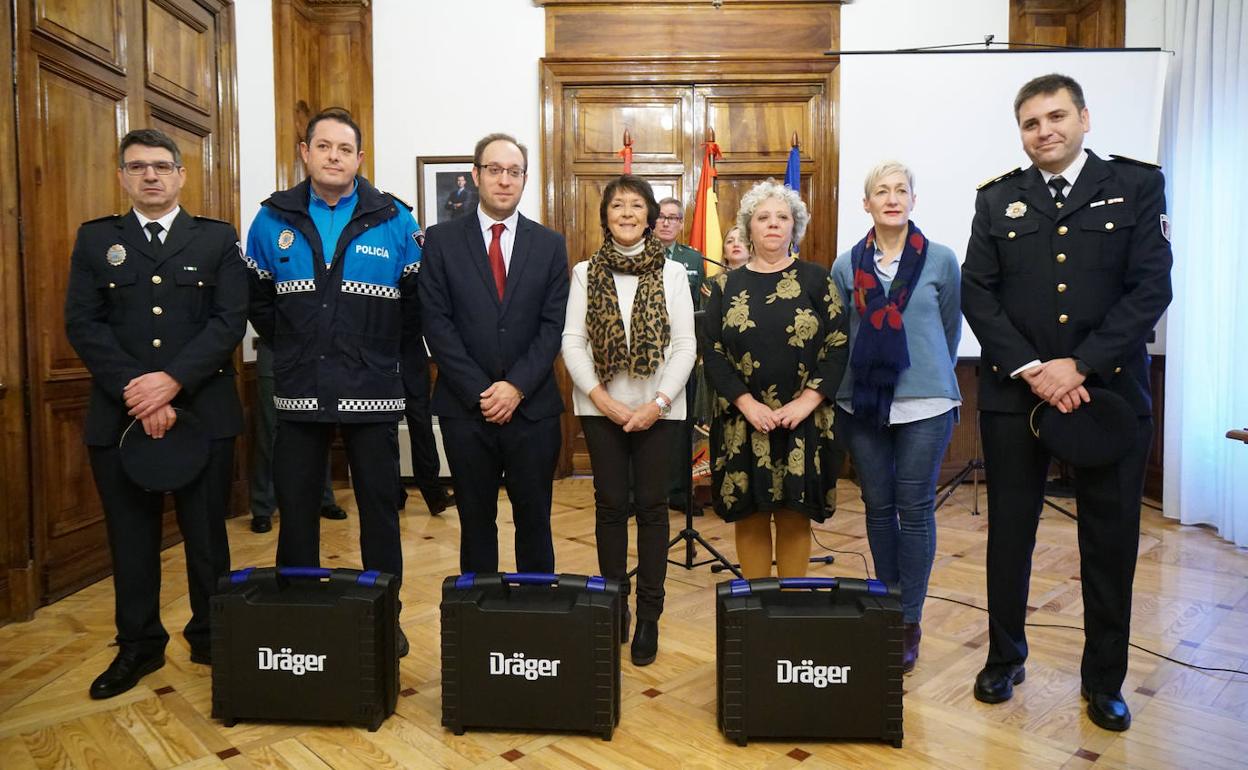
[840,407,955,623]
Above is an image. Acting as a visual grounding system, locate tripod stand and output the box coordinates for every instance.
[666,310,742,578]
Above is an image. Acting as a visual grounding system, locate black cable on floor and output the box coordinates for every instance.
[809,536,1248,678]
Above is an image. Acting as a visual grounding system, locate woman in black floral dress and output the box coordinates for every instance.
[703,179,849,578]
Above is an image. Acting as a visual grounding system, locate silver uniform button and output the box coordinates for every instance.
[152,338,162,348]
[152,306,163,315]
[151,275,162,284]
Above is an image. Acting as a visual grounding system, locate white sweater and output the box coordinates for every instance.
[562,259,697,419]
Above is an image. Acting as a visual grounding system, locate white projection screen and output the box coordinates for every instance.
[835,50,1169,358]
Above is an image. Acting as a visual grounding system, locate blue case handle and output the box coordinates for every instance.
[503,572,560,586]
[778,577,840,590]
[277,566,332,579]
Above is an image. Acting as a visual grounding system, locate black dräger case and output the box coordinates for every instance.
[210,566,399,731]
[441,572,621,739]
[717,577,904,747]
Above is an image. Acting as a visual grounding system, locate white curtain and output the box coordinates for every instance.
[1161,0,1248,545]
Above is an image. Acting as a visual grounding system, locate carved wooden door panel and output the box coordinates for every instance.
[15,0,238,603]
[551,75,834,475]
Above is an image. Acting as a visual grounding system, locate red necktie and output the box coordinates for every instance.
[488,222,506,299]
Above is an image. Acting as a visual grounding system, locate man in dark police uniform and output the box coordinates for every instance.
[65,128,247,698]
[962,74,1173,731]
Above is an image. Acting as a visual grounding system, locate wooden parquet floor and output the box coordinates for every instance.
[2,479,1247,769]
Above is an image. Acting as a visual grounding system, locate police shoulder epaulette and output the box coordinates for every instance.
[83,213,121,225]
[976,167,1023,191]
[385,191,413,211]
[1109,154,1161,170]
[194,214,232,226]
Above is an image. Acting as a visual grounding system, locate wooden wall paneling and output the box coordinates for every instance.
[272,0,373,192]
[0,0,35,621]
[1009,0,1125,48]
[542,3,839,60]
[9,0,241,613]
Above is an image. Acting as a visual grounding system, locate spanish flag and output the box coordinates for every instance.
[689,139,724,277]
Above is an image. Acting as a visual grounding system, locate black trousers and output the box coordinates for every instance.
[250,341,337,519]
[668,375,697,506]
[402,350,445,505]
[582,416,677,622]
[274,420,403,580]
[440,414,560,574]
[89,438,234,655]
[980,411,1152,692]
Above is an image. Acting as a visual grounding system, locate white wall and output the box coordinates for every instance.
[235,0,277,362]
[841,0,1009,51]
[372,0,546,224]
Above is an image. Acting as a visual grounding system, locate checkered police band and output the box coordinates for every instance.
[274,397,319,411]
[243,254,273,281]
[338,398,405,412]
[276,279,317,294]
[341,280,401,300]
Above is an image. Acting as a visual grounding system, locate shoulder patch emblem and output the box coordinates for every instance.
[412,229,425,248]
[1110,154,1161,170]
[106,244,126,266]
[1160,214,1171,242]
[977,167,1023,191]
[1005,201,1027,219]
[277,229,295,250]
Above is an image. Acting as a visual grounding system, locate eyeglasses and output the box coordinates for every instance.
[657,214,683,223]
[476,164,526,180]
[122,161,179,175]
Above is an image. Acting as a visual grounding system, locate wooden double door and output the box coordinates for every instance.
[0,0,239,621]
[541,61,840,475]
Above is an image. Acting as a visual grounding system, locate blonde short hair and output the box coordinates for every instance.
[735,179,809,253]
[863,160,915,198]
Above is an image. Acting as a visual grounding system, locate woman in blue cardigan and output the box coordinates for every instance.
[831,161,962,673]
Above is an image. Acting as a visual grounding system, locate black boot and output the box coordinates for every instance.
[631,619,658,666]
[619,605,631,646]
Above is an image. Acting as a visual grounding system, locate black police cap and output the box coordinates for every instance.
[1029,387,1137,468]
[119,409,210,492]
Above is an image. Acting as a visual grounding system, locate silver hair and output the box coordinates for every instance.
[735,179,809,254]
[863,160,915,198]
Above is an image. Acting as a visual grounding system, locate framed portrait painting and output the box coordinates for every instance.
[416,156,478,227]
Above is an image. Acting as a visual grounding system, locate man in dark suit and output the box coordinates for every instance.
[444,174,475,220]
[962,74,1172,732]
[65,128,247,698]
[419,133,570,573]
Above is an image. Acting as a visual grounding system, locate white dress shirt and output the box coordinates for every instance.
[133,206,181,243]
[476,206,520,271]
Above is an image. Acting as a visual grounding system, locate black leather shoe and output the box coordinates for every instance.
[425,489,455,516]
[902,622,922,673]
[320,503,347,520]
[89,649,165,699]
[631,619,658,666]
[189,646,211,666]
[620,606,632,645]
[1082,686,1131,731]
[397,629,409,658]
[973,663,1026,704]
[250,517,272,533]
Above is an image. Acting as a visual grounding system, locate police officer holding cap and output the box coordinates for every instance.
[65,128,248,698]
[962,73,1173,731]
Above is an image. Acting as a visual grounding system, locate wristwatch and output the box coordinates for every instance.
[654,394,672,418]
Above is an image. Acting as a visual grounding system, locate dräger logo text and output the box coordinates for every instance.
[776,659,851,688]
[355,244,390,258]
[489,652,561,680]
[257,646,326,675]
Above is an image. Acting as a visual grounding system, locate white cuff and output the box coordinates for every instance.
[1010,359,1042,379]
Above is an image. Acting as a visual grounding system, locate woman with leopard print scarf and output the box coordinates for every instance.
[562,175,696,667]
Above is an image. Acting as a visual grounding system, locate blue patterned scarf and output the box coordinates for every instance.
[849,222,928,427]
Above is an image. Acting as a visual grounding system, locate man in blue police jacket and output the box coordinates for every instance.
[244,108,421,656]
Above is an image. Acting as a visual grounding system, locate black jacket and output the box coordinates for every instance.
[419,210,569,421]
[962,150,1173,415]
[64,209,247,445]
